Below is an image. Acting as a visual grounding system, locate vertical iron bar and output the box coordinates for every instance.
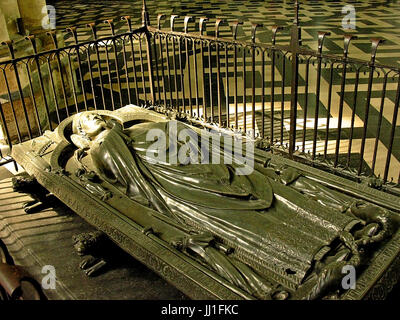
[289,2,301,156]
[208,41,213,122]
[280,54,286,145]
[335,35,355,167]
[85,44,98,110]
[165,35,173,108]
[48,31,70,118]
[0,100,13,150]
[156,14,167,106]
[184,16,194,116]
[159,35,168,107]
[225,44,230,128]
[104,43,115,110]
[242,47,246,133]
[323,62,334,159]
[67,27,89,111]
[215,19,226,126]
[346,68,360,167]
[251,24,262,138]
[46,58,61,124]
[194,39,200,116]
[138,35,147,104]
[359,39,384,175]
[121,36,132,105]
[302,58,310,152]
[200,18,208,120]
[104,20,123,108]
[145,31,156,104]
[153,33,161,104]
[87,23,107,109]
[232,22,242,130]
[170,15,179,110]
[24,63,42,135]
[1,70,22,142]
[25,36,53,130]
[3,41,32,139]
[178,38,186,112]
[371,72,388,173]
[66,51,80,113]
[383,75,400,182]
[270,26,282,143]
[313,32,330,160]
[122,17,140,105]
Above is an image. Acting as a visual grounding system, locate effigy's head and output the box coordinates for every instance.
[72,112,107,138]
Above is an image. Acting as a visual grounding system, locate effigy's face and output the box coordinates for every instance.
[79,113,106,138]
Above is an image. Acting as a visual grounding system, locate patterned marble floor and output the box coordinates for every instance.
[48,0,400,182]
[52,0,400,65]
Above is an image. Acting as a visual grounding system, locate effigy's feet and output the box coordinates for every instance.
[79,255,107,277]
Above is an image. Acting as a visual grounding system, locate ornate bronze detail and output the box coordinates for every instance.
[10,106,400,300]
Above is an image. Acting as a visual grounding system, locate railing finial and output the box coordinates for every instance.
[170,15,179,32]
[370,38,385,65]
[231,21,243,41]
[199,17,209,35]
[184,16,193,34]
[121,16,132,32]
[251,23,263,43]
[142,0,150,27]
[47,30,59,49]
[66,27,79,45]
[1,40,15,59]
[215,19,226,38]
[271,25,283,45]
[294,0,300,26]
[343,34,357,59]
[104,19,115,36]
[157,14,166,30]
[87,22,98,39]
[317,31,330,54]
[25,35,38,54]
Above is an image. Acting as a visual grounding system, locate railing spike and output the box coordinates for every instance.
[184,16,193,34]
[170,15,179,32]
[251,23,263,43]
[370,38,385,65]
[199,17,209,35]
[157,14,166,30]
[142,0,150,27]
[104,19,115,36]
[215,19,226,38]
[271,25,283,45]
[47,30,58,49]
[343,34,357,59]
[66,26,79,45]
[294,0,300,26]
[1,40,15,59]
[121,16,132,32]
[317,31,330,54]
[25,35,38,54]
[231,21,243,40]
[87,22,98,39]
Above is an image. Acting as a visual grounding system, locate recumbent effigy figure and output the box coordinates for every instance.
[66,110,398,300]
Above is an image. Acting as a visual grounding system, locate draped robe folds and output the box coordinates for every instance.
[87,120,360,287]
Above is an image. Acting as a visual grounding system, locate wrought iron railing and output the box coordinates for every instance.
[0,0,399,192]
